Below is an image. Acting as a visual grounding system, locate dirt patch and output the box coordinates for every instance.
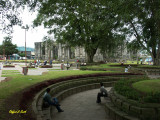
[4,84,36,120]
[42,72,48,75]
[1,77,12,82]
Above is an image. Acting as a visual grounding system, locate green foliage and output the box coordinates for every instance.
[0,36,18,57]
[111,0,160,65]
[115,78,160,103]
[18,53,25,57]
[21,0,125,62]
[80,64,123,72]
[0,0,21,32]
[114,79,142,100]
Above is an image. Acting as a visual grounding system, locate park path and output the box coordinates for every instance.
[0,63,77,82]
[51,88,112,120]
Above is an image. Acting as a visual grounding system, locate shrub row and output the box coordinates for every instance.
[109,64,138,67]
[114,77,160,103]
[39,65,52,68]
[27,66,35,68]
[3,65,15,67]
[80,66,107,71]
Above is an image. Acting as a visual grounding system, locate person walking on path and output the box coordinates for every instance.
[96,82,108,103]
[50,60,53,65]
[43,88,64,112]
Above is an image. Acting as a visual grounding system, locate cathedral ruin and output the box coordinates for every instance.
[34,41,138,62]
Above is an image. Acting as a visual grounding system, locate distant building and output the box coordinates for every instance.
[16,47,35,59]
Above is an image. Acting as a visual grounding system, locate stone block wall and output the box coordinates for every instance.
[110,89,160,120]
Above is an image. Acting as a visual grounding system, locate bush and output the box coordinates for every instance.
[3,65,15,67]
[80,66,107,71]
[39,65,52,68]
[143,92,160,103]
[114,78,160,103]
[27,66,35,68]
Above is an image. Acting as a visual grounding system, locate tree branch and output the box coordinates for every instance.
[129,20,152,55]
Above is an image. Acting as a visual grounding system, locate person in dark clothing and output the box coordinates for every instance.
[43,88,64,112]
[96,82,108,103]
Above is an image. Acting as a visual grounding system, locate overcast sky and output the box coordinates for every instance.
[0,8,49,48]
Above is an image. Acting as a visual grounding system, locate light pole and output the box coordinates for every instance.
[22,25,29,66]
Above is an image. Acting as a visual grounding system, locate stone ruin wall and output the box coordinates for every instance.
[35,42,138,62]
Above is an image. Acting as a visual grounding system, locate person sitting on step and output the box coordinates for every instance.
[43,88,64,112]
[96,82,108,103]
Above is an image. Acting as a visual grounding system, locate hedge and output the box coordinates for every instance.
[114,77,160,103]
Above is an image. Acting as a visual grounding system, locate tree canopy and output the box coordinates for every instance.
[111,0,160,65]
[14,0,160,64]
[19,0,124,62]
[0,36,18,58]
[0,0,22,33]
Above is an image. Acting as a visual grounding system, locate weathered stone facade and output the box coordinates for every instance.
[34,42,58,60]
[35,42,43,59]
[35,42,138,62]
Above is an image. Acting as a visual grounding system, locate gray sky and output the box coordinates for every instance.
[0,8,49,48]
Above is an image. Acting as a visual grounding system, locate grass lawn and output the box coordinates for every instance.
[84,64,122,68]
[100,64,122,68]
[48,69,61,70]
[137,65,160,68]
[2,70,21,75]
[0,70,113,99]
[28,68,37,70]
[132,79,160,93]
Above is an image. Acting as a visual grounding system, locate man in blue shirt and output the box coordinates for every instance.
[43,88,64,112]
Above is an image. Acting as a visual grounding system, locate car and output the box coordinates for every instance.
[19,57,27,60]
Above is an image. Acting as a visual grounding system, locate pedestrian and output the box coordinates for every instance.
[125,66,128,72]
[43,88,64,112]
[50,59,52,65]
[96,82,108,103]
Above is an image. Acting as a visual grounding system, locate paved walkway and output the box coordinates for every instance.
[51,88,112,120]
[0,63,78,82]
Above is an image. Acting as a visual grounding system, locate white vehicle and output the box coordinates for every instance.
[19,57,27,60]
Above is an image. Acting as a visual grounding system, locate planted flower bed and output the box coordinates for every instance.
[80,66,124,72]
[109,64,138,67]
[27,66,35,68]
[39,65,52,68]
[3,65,15,68]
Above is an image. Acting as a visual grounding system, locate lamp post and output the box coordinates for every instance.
[22,25,29,75]
[22,25,29,66]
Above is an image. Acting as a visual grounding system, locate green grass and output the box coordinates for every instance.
[48,69,61,71]
[84,64,122,68]
[126,60,138,64]
[28,68,37,70]
[100,64,121,68]
[132,80,160,93]
[2,70,20,75]
[137,65,160,68]
[0,70,113,99]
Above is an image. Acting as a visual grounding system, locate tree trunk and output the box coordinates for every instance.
[87,54,94,63]
[85,47,97,63]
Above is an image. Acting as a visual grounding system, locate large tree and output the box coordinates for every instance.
[18,0,124,62]
[0,36,18,58]
[111,0,160,65]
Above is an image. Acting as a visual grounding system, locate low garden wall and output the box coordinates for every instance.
[18,73,144,120]
[32,76,119,120]
[109,88,160,120]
